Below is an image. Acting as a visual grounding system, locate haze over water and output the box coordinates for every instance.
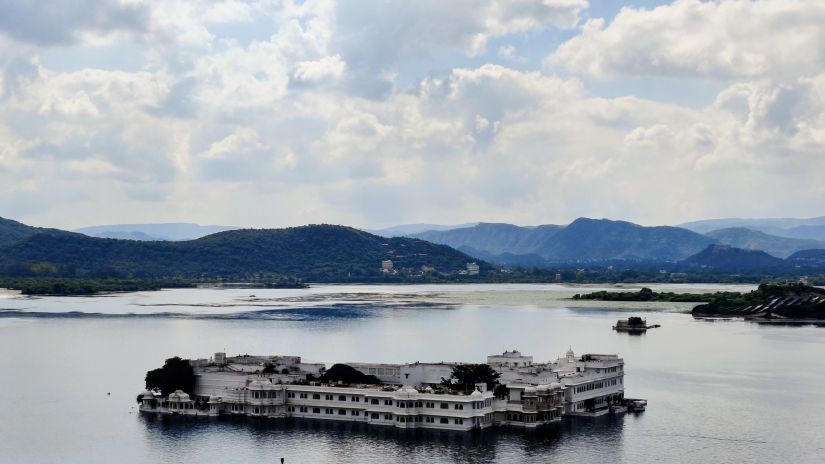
[1,284,824,463]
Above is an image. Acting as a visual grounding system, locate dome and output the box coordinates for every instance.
[470,390,483,397]
[550,382,562,390]
[141,390,155,399]
[168,390,191,402]
[536,385,550,393]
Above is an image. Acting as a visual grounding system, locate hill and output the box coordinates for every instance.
[74,223,238,241]
[413,218,711,264]
[787,249,825,270]
[0,217,79,248]
[540,218,713,262]
[772,225,825,241]
[0,220,485,281]
[679,217,825,237]
[705,227,825,259]
[369,223,477,237]
[680,244,789,273]
[413,223,562,256]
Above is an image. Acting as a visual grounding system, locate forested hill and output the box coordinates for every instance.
[0,217,78,248]
[0,221,486,281]
[412,218,713,262]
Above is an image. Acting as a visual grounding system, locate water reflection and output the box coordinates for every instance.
[137,413,626,463]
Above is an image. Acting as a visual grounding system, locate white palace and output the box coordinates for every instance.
[138,348,629,432]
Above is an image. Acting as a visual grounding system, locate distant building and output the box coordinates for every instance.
[487,349,533,368]
[381,260,394,273]
[466,262,479,275]
[555,272,562,282]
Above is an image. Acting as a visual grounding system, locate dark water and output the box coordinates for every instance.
[1,284,823,463]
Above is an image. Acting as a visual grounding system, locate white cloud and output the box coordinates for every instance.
[1,0,824,229]
[549,0,825,80]
[293,55,346,83]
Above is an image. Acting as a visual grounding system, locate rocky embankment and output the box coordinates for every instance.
[691,283,825,320]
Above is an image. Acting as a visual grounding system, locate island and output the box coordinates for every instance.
[138,348,636,431]
[691,283,825,320]
[573,283,825,321]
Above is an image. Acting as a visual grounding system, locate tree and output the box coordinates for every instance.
[442,364,500,392]
[145,357,195,396]
[262,363,276,374]
[320,364,381,385]
[493,384,509,399]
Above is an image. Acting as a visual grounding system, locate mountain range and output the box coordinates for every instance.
[0,217,483,281]
[408,218,825,265]
[413,218,714,263]
[2,215,825,281]
[679,217,825,241]
[74,223,238,241]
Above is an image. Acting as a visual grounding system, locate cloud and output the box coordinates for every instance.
[293,55,346,83]
[330,0,588,97]
[549,0,825,79]
[1,0,824,229]
[0,0,149,46]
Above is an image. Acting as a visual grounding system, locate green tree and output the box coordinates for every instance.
[145,357,195,396]
[493,384,509,399]
[442,364,500,392]
[320,364,381,385]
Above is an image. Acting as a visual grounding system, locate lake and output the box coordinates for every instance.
[1,283,823,463]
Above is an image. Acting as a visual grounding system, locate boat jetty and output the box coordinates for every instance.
[138,349,643,432]
[613,316,660,334]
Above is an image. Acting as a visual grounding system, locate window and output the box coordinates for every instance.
[312,394,320,400]
[454,419,463,425]
[384,400,393,406]
[370,399,379,405]
[299,393,307,399]
[327,408,335,415]
[454,404,463,410]
[425,402,434,408]
[440,418,449,424]
[337,409,346,415]
[312,408,320,414]
[351,410,359,416]
[339,395,347,401]
[398,402,405,408]
[440,403,449,409]
[352,397,360,402]
[325,394,333,400]
[384,414,392,420]
[300,406,307,412]
[415,401,422,407]
[371,413,379,419]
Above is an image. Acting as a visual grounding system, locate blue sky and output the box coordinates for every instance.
[0,0,823,229]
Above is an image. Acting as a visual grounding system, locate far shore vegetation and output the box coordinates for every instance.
[2,268,824,297]
[0,275,307,296]
[574,283,825,320]
[572,287,727,302]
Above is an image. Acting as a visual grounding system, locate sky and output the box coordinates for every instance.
[1,0,824,230]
